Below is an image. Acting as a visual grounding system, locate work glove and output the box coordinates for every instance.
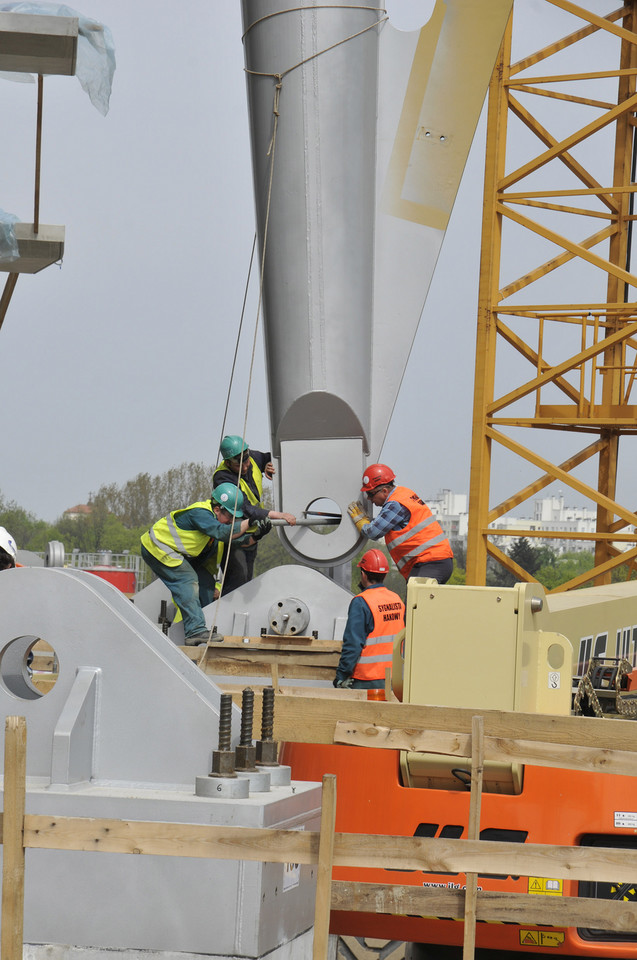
[348,501,368,534]
[251,518,272,542]
[333,677,354,688]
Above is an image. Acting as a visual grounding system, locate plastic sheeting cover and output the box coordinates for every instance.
[0,209,19,261]
[0,2,115,114]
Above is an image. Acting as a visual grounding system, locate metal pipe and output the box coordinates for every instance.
[34,75,43,234]
[270,516,341,527]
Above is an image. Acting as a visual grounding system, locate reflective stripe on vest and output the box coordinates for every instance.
[214,457,264,532]
[141,500,216,567]
[352,586,405,682]
[384,486,453,578]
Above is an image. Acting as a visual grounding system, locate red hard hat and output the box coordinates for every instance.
[361,463,395,493]
[358,548,389,574]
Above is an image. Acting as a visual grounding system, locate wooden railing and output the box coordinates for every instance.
[3,700,637,960]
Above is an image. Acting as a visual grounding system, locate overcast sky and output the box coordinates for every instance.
[0,0,629,524]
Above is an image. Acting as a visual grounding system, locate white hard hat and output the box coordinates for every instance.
[0,526,17,560]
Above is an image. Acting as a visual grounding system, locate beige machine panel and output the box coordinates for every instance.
[403,583,520,710]
[397,581,572,793]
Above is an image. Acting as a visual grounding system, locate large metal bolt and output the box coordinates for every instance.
[210,692,236,778]
[256,685,279,766]
[235,687,257,771]
[261,685,275,741]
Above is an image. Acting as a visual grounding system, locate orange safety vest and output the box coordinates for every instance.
[384,486,453,579]
[352,586,405,682]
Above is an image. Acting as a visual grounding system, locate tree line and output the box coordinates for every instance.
[4,465,632,591]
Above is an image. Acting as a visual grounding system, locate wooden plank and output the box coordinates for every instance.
[2,717,26,960]
[0,274,18,332]
[331,882,637,932]
[330,834,637,883]
[29,676,57,694]
[29,655,56,671]
[200,660,336,680]
[190,644,339,667]
[23,817,320,862]
[182,637,342,654]
[463,717,484,960]
[272,696,637,754]
[20,816,637,883]
[332,721,637,777]
[218,684,367,702]
[314,775,337,960]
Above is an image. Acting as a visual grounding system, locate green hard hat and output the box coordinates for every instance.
[220,435,249,460]
[211,482,244,518]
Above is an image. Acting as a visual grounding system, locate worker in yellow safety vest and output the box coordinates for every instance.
[213,435,296,593]
[140,483,249,645]
[334,549,405,690]
[347,464,454,584]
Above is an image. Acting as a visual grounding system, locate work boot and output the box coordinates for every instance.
[184,631,224,646]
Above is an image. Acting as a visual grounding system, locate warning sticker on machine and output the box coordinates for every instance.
[528,877,563,895]
[548,671,561,689]
[615,811,637,828]
[519,930,565,947]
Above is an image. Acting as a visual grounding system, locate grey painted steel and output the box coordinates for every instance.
[267,596,310,636]
[241,0,376,564]
[154,564,353,644]
[22,932,317,960]
[237,768,272,792]
[195,774,250,799]
[241,0,377,452]
[45,539,65,566]
[260,763,292,787]
[0,567,322,957]
[276,437,368,565]
[240,0,513,566]
[0,567,240,784]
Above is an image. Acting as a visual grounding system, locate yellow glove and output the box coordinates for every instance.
[348,501,368,534]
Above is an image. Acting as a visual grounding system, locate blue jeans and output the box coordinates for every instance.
[140,545,218,638]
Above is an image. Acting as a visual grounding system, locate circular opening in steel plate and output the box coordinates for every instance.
[0,636,59,700]
[304,497,342,534]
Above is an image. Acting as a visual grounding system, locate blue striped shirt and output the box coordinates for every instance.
[362,500,410,540]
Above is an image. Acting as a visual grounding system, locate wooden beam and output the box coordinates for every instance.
[313,775,337,960]
[463,717,484,960]
[2,717,26,960]
[271,695,637,754]
[23,817,320,863]
[333,721,637,778]
[0,274,18,332]
[331,882,637,932]
[219,684,367,704]
[19,816,637,883]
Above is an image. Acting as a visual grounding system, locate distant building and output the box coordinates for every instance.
[428,489,468,547]
[63,504,92,520]
[426,489,634,556]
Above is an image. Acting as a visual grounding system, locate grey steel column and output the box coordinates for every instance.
[241,0,379,564]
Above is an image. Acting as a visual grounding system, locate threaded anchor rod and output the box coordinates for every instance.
[240,687,254,746]
[218,692,233,752]
[261,685,275,741]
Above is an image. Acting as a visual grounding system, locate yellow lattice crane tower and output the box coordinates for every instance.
[467,0,637,592]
